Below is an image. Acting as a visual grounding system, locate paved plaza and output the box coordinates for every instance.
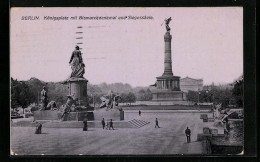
[11,112,214,155]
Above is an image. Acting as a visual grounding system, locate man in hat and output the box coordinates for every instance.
[109,119,114,130]
[155,118,160,128]
[40,86,48,110]
[185,127,191,143]
[101,118,106,129]
[83,118,88,131]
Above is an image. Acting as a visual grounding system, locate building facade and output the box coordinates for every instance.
[180,77,203,93]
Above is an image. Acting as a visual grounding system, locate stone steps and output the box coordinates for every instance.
[128,119,150,128]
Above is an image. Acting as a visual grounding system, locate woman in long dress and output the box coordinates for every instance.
[69,46,85,78]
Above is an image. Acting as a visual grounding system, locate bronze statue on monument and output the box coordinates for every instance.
[164,17,172,32]
[69,45,85,78]
[40,86,48,110]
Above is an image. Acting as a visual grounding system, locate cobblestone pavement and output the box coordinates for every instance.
[11,112,212,155]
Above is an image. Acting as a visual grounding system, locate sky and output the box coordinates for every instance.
[10,7,243,87]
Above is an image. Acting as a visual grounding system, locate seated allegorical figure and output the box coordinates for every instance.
[46,101,58,111]
[99,92,121,110]
[60,95,77,120]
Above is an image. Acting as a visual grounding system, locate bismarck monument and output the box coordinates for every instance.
[34,45,123,121]
[59,45,93,121]
[152,18,183,101]
[66,45,88,106]
[34,46,93,121]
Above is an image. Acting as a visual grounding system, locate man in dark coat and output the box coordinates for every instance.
[101,118,105,129]
[109,119,114,130]
[35,122,42,134]
[139,110,141,116]
[155,118,160,128]
[185,127,191,143]
[83,118,88,131]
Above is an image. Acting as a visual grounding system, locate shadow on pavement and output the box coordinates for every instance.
[83,129,96,131]
[36,133,48,134]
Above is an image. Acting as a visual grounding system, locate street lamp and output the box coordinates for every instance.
[93,95,95,108]
[198,89,201,104]
[198,89,201,111]
[37,91,39,106]
[206,89,209,103]
[210,89,215,118]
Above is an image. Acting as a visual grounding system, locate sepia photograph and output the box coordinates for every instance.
[10,7,244,155]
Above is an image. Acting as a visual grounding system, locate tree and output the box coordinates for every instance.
[25,77,45,104]
[120,92,136,104]
[137,88,152,101]
[11,79,20,111]
[186,88,233,107]
[127,92,136,104]
[232,79,243,107]
[119,93,128,103]
[11,78,35,113]
[144,88,153,101]
[137,89,145,101]
[212,88,233,107]
[186,91,198,102]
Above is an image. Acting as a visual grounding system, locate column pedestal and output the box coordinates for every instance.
[152,31,183,101]
[67,77,89,107]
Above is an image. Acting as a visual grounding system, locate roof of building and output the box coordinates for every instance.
[180,76,203,81]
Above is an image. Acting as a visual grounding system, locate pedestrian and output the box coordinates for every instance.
[226,123,230,132]
[139,110,141,116]
[101,118,105,129]
[35,122,42,134]
[105,120,109,130]
[185,127,191,143]
[155,118,160,128]
[109,119,114,130]
[83,118,88,131]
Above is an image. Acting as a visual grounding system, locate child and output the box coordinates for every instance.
[106,120,109,130]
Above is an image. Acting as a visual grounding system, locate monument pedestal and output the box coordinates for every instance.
[33,110,94,121]
[151,30,184,102]
[152,74,183,101]
[93,109,124,121]
[62,111,94,121]
[33,110,61,120]
[152,89,183,101]
[67,77,88,107]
